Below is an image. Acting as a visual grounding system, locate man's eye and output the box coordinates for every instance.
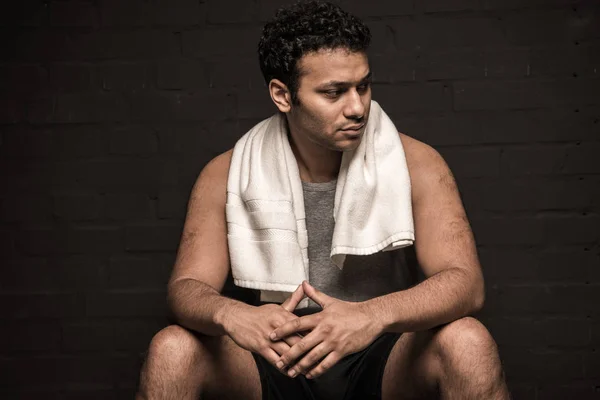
[357,83,370,92]
[325,90,343,97]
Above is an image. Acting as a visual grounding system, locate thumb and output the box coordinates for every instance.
[302,281,331,309]
[281,284,305,312]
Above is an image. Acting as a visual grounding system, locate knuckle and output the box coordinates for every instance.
[293,319,302,329]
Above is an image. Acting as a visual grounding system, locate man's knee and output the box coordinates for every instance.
[434,316,502,374]
[147,325,204,368]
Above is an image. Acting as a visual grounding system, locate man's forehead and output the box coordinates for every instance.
[297,48,369,84]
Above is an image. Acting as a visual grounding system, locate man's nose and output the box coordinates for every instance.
[343,89,365,120]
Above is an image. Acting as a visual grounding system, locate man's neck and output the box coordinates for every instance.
[287,129,341,184]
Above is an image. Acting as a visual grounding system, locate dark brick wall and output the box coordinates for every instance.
[0,0,598,398]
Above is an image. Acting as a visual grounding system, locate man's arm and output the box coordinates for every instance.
[166,149,245,336]
[364,133,485,333]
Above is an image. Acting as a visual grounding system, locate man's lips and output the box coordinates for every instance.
[341,124,364,131]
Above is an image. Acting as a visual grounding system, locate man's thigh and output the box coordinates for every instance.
[381,329,440,400]
[197,333,262,400]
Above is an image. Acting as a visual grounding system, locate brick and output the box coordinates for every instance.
[54,93,129,123]
[99,0,153,27]
[0,64,49,95]
[477,107,600,144]
[502,348,584,380]
[484,48,530,78]
[500,145,567,176]
[0,293,85,318]
[0,194,52,222]
[374,82,452,114]
[419,0,480,13]
[48,63,93,92]
[483,0,580,10]
[471,217,545,246]
[71,31,180,60]
[454,78,600,111]
[52,255,109,290]
[0,159,54,194]
[104,193,155,221]
[365,21,404,54]
[480,246,594,283]
[158,191,188,219]
[530,43,598,78]
[61,322,114,352]
[53,193,103,221]
[1,321,62,352]
[26,95,54,124]
[113,318,167,351]
[0,96,24,124]
[50,159,161,192]
[411,16,506,50]
[542,215,600,245]
[8,32,74,62]
[236,88,277,119]
[157,60,207,90]
[342,0,414,17]
[485,284,599,316]
[154,0,206,26]
[52,126,106,160]
[49,1,98,27]
[131,91,235,122]
[505,9,599,46]
[16,228,65,256]
[0,356,69,386]
[479,177,593,211]
[109,125,158,155]
[183,26,262,57]
[86,291,168,316]
[564,142,600,174]
[486,317,590,347]
[109,254,172,289]
[437,147,500,178]
[417,48,485,81]
[369,52,416,84]
[125,224,182,252]
[208,0,255,23]
[538,383,599,400]
[63,356,115,385]
[0,0,47,27]
[64,227,123,254]
[97,62,151,91]
[208,57,264,89]
[0,127,54,159]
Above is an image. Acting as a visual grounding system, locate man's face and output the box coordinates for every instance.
[287,48,372,152]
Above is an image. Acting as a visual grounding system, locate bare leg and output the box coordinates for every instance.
[382,317,510,400]
[136,324,261,400]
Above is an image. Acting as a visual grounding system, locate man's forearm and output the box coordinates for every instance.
[364,267,484,333]
[167,278,250,336]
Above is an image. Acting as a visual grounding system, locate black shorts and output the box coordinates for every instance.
[251,332,402,400]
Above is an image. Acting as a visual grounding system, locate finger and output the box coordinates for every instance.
[260,346,284,370]
[270,315,318,341]
[302,281,332,309]
[270,340,291,356]
[281,284,306,312]
[277,333,321,375]
[283,334,303,347]
[305,351,342,379]
[289,342,331,376]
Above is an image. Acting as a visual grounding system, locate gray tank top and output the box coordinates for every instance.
[302,179,414,310]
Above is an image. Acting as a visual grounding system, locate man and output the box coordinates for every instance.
[136,1,510,399]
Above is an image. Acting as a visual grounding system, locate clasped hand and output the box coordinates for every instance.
[269,281,382,379]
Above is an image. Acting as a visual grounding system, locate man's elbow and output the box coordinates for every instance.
[470,272,486,313]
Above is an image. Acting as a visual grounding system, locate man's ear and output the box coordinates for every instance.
[269,79,292,113]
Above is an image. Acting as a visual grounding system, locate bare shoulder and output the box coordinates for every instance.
[398,132,454,204]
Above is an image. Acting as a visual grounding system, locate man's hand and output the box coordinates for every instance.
[222,284,307,371]
[269,281,384,379]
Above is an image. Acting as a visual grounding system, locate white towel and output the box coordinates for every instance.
[226,100,415,305]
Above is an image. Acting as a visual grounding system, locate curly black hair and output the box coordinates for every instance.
[258,1,371,104]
